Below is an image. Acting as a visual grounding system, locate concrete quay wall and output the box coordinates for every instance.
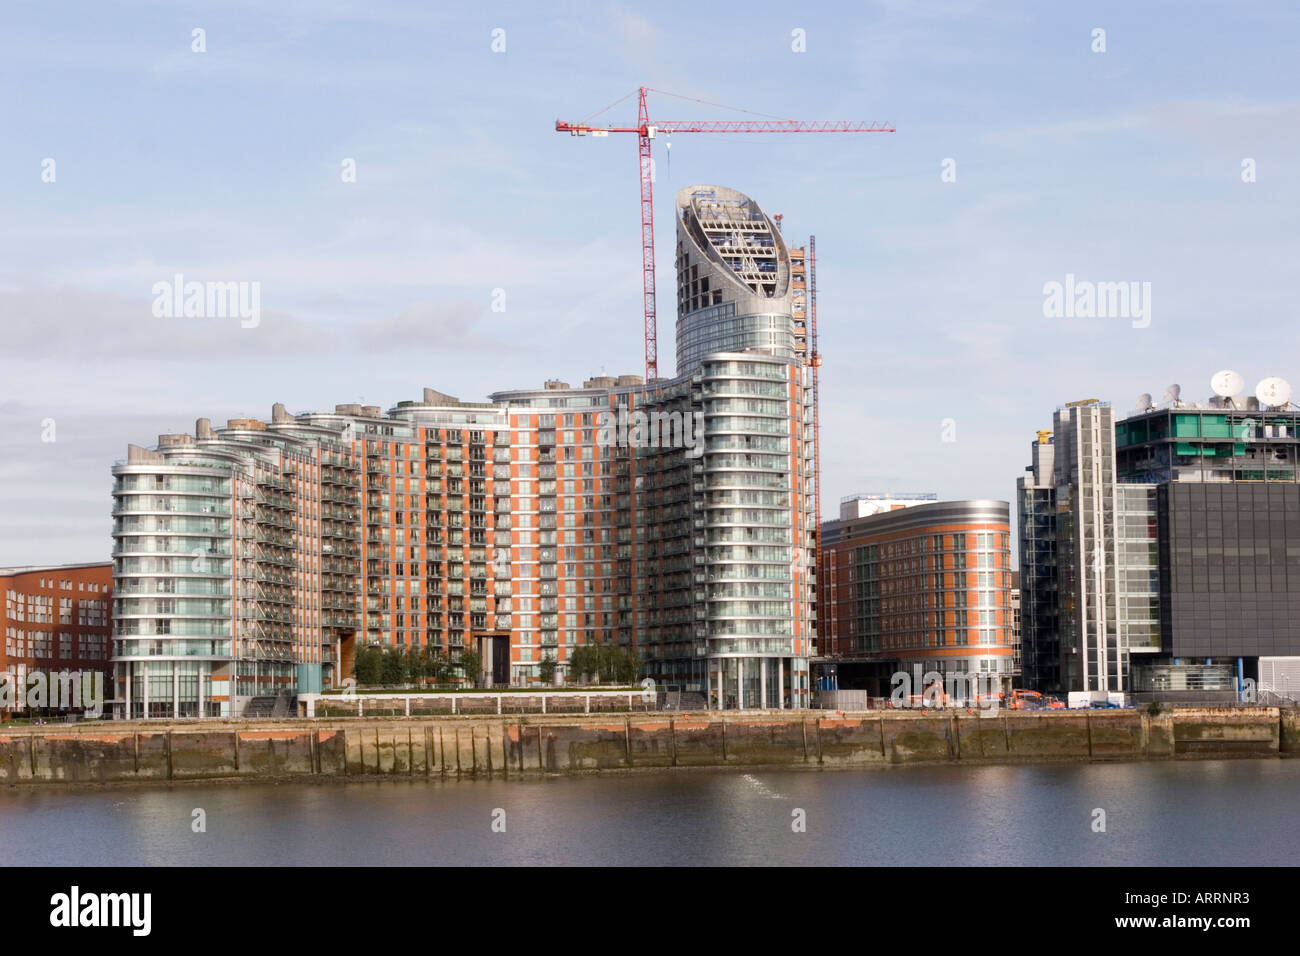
[0,708,1294,784]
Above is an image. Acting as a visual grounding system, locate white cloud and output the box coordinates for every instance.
[0,283,506,358]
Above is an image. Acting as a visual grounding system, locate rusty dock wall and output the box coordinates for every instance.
[1,708,1295,784]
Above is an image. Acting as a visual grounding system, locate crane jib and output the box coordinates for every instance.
[555,87,894,382]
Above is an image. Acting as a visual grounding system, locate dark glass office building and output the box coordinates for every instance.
[1019,398,1300,701]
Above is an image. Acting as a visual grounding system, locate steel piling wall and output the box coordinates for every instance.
[0,708,1292,784]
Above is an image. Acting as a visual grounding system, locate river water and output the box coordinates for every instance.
[2,760,1296,866]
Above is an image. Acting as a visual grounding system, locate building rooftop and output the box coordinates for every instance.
[0,562,113,576]
[824,498,1010,538]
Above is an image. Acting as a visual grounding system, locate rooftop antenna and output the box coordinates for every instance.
[1211,370,1245,408]
[1163,384,1182,408]
[1256,376,1293,409]
[1135,393,1154,412]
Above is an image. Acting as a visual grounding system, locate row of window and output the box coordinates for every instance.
[854,533,1010,561]
[4,628,109,660]
[853,628,1005,650]
[20,578,90,591]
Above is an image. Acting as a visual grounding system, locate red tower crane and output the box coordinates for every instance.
[556,86,893,381]
[809,234,822,612]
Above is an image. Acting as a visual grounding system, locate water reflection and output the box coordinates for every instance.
[1,761,1296,866]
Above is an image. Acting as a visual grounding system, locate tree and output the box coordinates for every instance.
[569,645,598,683]
[539,654,558,685]
[428,650,452,685]
[596,642,616,682]
[567,642,639,685]
[405,647,425,685]
[353,645,381,686]
[456,649,482,688]
[379,647,406,685]
[613,646,642,684]
[412,645,431,683]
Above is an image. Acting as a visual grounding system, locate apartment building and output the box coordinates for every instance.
[1,563,113,718]
[819,498,1015,696]
[110,183,818,716]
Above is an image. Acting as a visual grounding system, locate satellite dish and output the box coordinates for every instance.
[1163,384,1182,406]
[1211,370,1245,398]
[1256,377,1293,409]
[1135,393,1153,412]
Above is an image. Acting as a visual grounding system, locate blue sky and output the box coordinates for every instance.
[2,0,1298,564]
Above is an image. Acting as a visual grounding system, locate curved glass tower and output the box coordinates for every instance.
[655,184,816,707]
[675,185,797,376]
[695,353,814,709]
[112,447,240,717]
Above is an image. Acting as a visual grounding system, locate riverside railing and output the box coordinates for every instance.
[299,688,658,718]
